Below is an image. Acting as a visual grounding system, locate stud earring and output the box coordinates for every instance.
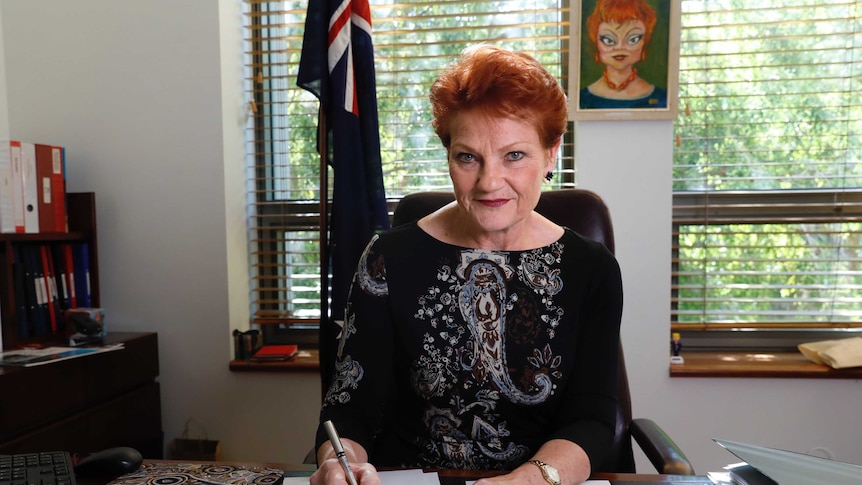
[544,171,554,182]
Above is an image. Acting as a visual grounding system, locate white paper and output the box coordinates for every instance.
[283,469,438,484]
[466,481,610,485]
[284,472,608,485]
[0,344,122,367]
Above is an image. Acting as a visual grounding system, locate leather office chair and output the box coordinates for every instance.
[390,189,695,475]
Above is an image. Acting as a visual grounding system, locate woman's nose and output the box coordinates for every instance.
[477,162,503,190]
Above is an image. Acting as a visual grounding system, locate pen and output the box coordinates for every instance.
[323,420,359,485]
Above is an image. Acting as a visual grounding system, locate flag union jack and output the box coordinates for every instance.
[328,0,372,115]
[298,0,390,392]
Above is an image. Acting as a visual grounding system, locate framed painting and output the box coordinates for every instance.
[569,0,681,121]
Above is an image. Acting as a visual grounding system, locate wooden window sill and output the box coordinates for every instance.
[229,349,320,373]
[228,349,862,379]
[670,351,862,378]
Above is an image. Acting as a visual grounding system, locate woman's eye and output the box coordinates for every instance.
[627,34,644,46]
[507,151,525,161]
[599,34,616,47]
[456,153,475,163]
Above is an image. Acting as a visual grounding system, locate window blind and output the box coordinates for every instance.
[243,0,575,329]
[672,0,862,344]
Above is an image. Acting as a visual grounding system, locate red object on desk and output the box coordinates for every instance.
[250,345,298,361]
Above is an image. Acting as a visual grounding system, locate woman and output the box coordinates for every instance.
[579,0,667,109]
[312,45,623,485]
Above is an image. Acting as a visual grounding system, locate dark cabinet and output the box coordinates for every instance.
[0,332,163,458]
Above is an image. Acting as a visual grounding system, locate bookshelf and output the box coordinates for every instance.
[0,195,164,457]
[0,192,100,350]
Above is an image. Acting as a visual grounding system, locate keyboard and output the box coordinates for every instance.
[0,452,76,485]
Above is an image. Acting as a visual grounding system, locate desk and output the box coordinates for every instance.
[80,461,711,485]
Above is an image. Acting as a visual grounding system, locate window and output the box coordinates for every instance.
[672,0,862,349]
[242,0,575,343]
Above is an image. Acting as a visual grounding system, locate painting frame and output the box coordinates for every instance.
[568,0,681,121]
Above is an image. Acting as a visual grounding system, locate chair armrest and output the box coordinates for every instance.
[303,447,316,465]
[630,418,696,475]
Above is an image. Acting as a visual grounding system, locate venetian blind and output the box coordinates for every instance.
[243,0,575,324]
[672,0,862,339]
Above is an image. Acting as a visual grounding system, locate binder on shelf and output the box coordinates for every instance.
[51,146,67,232]
[72,242,91,308]
[12,245,32,340]
[40,244,60,333]
[28,245,51,336]
[9,140,25,233]
[51,243,72,311]
[34,144,57,233]
[20,245,44,336]
[0,140,14,233]
[63,243,77,308]
[21,142,39,233]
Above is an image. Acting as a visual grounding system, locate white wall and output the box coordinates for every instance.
[1,0,860,474]
[0,6,8,141]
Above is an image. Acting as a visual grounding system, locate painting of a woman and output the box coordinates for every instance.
[578,0,668,110]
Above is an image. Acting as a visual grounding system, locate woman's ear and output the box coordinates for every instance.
[546,137,562,171]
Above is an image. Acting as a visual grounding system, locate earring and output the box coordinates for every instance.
[544,171,554,182]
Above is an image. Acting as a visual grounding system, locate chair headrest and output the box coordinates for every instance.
[392,189,615,254]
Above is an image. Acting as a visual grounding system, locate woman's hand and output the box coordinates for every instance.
[309,458,381,485]
[312,438,380,485]
[475,439,591,485]
[472,466,547,485]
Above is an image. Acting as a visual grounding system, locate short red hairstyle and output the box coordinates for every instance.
[586,0,658,50]
[429,45,567,149]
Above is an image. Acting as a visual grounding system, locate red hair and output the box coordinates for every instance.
[429,45,567,149]
[586,0,658,50]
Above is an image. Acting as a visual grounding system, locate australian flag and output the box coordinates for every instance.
[297,0,389,390]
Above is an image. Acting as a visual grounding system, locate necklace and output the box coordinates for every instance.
[603,68,638,91]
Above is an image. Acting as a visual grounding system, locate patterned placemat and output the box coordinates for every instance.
[109,463,284,485]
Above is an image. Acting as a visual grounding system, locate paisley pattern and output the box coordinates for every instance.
[108,463,282,485]
[323,232,570,469]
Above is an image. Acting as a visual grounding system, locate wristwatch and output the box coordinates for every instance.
[527,459,561,485]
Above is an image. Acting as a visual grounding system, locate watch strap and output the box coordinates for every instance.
[526,459,561,485]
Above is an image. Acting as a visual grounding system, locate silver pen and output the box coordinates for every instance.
[323,420,359,485]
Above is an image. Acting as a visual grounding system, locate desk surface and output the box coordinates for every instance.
[88,461,711,485]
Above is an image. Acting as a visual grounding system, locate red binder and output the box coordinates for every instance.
[34,144,56,233]
[250,345,298,361]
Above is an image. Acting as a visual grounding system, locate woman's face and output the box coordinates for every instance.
[447,109,558,240]
[596,19,647,71]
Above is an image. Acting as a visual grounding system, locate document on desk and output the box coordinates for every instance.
[282,471,611,485]
[715,438,862,485]
[282,469,439,484]
[465,481,610,485]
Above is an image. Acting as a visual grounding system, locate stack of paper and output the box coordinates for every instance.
[798,337,862,369]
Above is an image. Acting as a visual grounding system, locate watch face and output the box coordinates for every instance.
[545,465,561,483]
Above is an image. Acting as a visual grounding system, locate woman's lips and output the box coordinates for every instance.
[478,199,509,208]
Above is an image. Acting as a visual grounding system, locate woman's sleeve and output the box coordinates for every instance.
[548,243,624,468]
[314,235,395,456]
